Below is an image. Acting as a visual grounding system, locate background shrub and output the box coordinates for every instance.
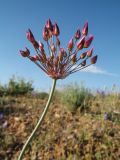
[61,83,93,112]
[0,76,33,96]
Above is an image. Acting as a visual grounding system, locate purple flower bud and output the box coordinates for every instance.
[80,52,87,59]
[26,29,35,43]
[45,18,53,31]
[29,55,37,61]
[33,41,39,49]
[71,53,77,64]
[53,23,60,36]
[20,47,30,57]
[56,37,60,46]
[59,48,64,61]
[42,26,49,41]
[82,22,88,36]
[39,42,44,52]
[81,60,86,66]
[90,55,98,64]
[75,29,81,39]
[87,48,93,57]
[77,36,85,50]
[84,35,94,48]
[68,38,74,51]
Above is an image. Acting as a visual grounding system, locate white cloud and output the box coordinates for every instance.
[80,65,119,77]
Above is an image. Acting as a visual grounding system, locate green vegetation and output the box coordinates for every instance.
[61,83,93,112]
[0,76,33,96]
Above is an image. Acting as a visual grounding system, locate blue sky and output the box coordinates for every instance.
[0,0,120,91]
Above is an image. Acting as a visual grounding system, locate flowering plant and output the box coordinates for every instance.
[19,18,97,159]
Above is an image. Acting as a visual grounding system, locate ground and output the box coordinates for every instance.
[0,95,120,160]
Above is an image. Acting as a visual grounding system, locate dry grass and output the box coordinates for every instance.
[0,93,120,160]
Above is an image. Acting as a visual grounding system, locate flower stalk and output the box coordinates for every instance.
[19,18,98,159]
[18,79,56,160]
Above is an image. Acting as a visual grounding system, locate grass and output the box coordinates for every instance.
[0,85,120,160]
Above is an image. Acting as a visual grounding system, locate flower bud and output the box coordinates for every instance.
[56,37,60,46]
[59,48,64,61]
[87,48,93,57]
[68,38,74,51]
[80,52,87,59]
[41,52,47,62]
[75,29,81,39]
[70,53,77,64]
[84,35,94,48]
[45,18,53,31]
[42,27,49,41]
[29,55,37,61]
[26,29,35,43]
[77,36,85,50]
[82,22,88,36]
[81,60,86,66]
[90,55,98,64]
[53,23,60,36]
[20,47,30,57]
[33,41,39,49]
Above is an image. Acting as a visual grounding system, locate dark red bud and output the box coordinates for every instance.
[26,29,35,43]
[68,38,74,51]
[20,47,30,57]
[53,23,60,36]
[91,55,98,64]
[33,41,39,49]
[87,48,93,57]
[59,50,64,61]
[56,37,60,46]
[75,29,81,39]
[80,52,87,59]
[81,60,86,66]
[77,36,85,50]
[39,42,44,52]
[84,35,94,48]
[45,18,53,30]
[71,53,77,64]
[82,22,88,36]
[41,53,47,62]
[29,55,37,61]
[42,27,49,41]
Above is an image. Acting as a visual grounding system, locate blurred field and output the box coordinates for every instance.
[0,78,120,160]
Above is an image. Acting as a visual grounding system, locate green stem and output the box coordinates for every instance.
[18,79,57,160]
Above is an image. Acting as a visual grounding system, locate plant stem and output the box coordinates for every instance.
[18,79,57,160]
